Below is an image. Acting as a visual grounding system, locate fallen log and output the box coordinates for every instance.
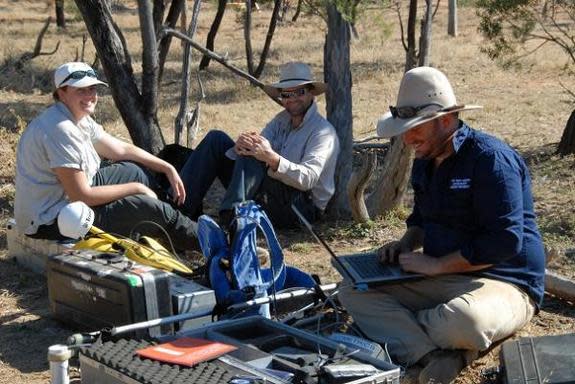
[545,269,575,302]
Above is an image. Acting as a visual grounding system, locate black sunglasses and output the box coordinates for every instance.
[279,87,308,100]
[58,69,98,87]
[389,102,444,119]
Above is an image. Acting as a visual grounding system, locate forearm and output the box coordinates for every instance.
[70,182,151,207]
[267,157,320,191]
[430,250,493,276]
[118,144,175,175]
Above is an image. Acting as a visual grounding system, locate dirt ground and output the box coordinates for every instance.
[0,0,574,383]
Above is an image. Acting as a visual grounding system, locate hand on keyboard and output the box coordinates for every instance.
[377,240,411,265]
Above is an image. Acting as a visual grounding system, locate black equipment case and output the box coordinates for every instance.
[47,249,173,338]
[500,333,575,384]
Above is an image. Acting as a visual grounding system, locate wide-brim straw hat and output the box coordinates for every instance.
[263,62,327,99]
[376,66,482,138]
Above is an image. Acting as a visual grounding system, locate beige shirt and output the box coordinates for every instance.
[14,102,103,234]
[261,102,340,210]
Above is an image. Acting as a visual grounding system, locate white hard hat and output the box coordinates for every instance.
[57,201,95,239]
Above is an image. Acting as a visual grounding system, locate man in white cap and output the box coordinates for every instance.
[15,62,199,250]
[339,67,545,384]
[179,61,339,228]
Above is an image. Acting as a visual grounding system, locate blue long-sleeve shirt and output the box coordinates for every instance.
[406,123,546,307]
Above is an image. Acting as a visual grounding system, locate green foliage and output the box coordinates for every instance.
[476,0,575,68]
[342,220,378,239]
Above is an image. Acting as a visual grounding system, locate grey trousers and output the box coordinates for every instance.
[338,274,536,367]
[91,162,198,251]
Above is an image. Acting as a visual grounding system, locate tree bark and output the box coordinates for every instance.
[348,150,377,222]
[253,0,282,78]
[138,0,160,124]
[448,0,458,37]
[175,0,203,145]
[55,0,66,29]
[366,138,413,216]
[557,109,575,155]
[292,0,303,22]
[158,0,186,81]
[199,0,226,70]
[419,0,433,67]
[152,0,166,36]
[74,0,165,154]
[324,2,353,217]
[405,0,418,71]
[244,0,255,75]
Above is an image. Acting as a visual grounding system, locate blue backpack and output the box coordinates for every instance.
[197,201,316,318]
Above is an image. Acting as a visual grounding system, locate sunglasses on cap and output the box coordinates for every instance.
[58,69,98,87]
[279,87,308,100]
[389,102,445,119]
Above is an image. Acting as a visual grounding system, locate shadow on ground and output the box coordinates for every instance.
[0,256,75,374]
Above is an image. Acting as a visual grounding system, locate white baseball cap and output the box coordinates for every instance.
[54,62,108,89]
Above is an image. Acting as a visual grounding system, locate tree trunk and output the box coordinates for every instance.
[74,0,165,154]
[557,109,575,156]
[199,0,227,70]
[138,0,162,147]
[158,0,186,82]
[448,0,457,37]
[418,0,432,66]
[405,0,417,71]
[244,0,255,75]
[55,0,66,29]
[253,0,282,78]
[366,0,421,219]
[292,0,303,22]
[152,0,166,36]
[324,2,353,217]
[366,138,413,216]
[175,0,203,145]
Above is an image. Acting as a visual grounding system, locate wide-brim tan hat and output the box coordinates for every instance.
[263,61,327,99]
[376,66,482,138]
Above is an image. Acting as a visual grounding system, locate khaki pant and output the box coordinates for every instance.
[338,275,535,366]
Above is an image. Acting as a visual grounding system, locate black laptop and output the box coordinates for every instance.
[291,204,422,288]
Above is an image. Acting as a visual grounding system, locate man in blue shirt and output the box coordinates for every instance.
[339,67,546,384]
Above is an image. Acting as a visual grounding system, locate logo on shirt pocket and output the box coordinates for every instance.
[450,178,471,189]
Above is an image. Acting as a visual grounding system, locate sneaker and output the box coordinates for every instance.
[418,349,465,384]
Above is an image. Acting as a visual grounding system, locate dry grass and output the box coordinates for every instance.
[0,0,574,383]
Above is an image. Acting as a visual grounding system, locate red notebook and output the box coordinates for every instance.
[136,337,238,367]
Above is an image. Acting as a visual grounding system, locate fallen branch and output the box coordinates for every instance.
[546,269,575,303]
[159,27,282,106]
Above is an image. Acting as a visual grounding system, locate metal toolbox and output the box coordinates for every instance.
[79,316,401,384]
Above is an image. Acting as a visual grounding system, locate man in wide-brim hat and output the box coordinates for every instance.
[339,66,545,384]
[179,61,339,228]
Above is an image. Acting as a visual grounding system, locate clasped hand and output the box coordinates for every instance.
[235,132,273,162]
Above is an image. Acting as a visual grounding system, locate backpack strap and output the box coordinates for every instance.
[197,215,232,305]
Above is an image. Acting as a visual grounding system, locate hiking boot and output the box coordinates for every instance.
[418,349,465,384]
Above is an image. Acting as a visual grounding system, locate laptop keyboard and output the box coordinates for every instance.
[344,253,402,279]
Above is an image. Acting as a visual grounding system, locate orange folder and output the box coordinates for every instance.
[136,337,238,367]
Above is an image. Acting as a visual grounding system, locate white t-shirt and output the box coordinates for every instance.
[14,102,103,235]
